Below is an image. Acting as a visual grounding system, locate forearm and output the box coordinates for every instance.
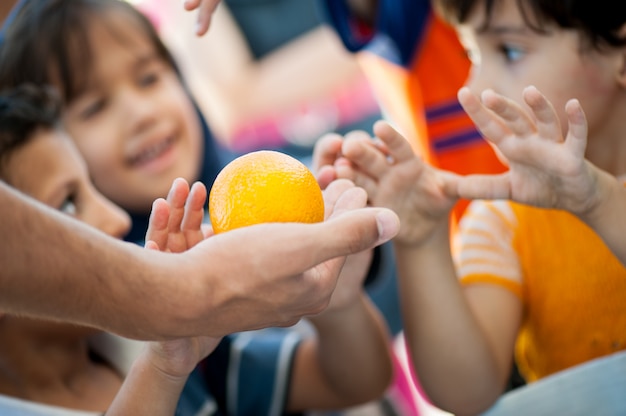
[292,295,392,409]
[0,183,154,333]
[105,346,188,416]
[580,167,626,265]
[0,182,211,341]
[395,226,504,415]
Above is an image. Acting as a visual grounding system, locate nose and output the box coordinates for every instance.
[118,86,158,135]
[88,188,132,239]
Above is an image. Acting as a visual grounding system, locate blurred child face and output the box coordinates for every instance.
[458,0,623,139]
[62,15,204,213]
[3,128,131,239]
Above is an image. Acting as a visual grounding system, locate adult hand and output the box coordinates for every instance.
[132,178,399,339]
[182,0,221,36]
[0,178,398,340]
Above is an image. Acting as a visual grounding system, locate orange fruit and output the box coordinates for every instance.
[209,150,325,233]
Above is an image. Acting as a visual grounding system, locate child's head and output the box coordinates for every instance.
[0,0,204,214]
[0,83,131,239]
[435,0,626,138]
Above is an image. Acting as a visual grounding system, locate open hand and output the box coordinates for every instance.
[145,178,211,253]
[339,121,460,246]
[456,86,600,215]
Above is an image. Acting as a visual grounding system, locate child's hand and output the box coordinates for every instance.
[144,177,220,377]
[312,131,359,190]
[319,182,374,312]
[182,0,221,36]
[456,86,601,215]
[340,121,460,246]
[145,178,212,253]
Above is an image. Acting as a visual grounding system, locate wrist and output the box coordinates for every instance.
[578,166,622,224]
[308,293,368,330]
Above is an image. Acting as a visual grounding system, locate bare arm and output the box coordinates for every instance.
[0,179,398,340]
[317,121,519,414]
[107,181,221,415]
[159,2,369,146]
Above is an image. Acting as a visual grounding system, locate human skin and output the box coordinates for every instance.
[0,178,399,340]
[62,13,204,214]
[110,178,392,414]
[314,0,626,409]
[455,86,626,267]
[320,116,626,415]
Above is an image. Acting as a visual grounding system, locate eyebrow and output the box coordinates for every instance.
[477,24,531,35]
[133,52,163,71]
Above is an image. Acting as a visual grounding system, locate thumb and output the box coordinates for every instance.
[457,172,512,200]
[319,207,399,257]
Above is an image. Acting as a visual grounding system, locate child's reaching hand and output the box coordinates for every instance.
[145,177,212,253]
[456,86,602,216]
[107,178,221,415]
[338,120,461,246]
[144,178,220,377]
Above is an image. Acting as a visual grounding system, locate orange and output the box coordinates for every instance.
[209,150,325,233]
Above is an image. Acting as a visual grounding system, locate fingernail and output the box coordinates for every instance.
[376,210,400,243]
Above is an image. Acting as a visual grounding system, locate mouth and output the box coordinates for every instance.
[128,135,177,168]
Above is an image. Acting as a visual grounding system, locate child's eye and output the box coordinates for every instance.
[59,196,77,216]
[499,44,525,62]
[139,72,159,87]
[80,99,105,119]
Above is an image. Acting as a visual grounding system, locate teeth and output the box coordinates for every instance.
[132,136,173,165]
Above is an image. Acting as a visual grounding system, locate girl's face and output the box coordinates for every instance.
[458,0,624,142]
[62,15,204,213]
[4,128,131,239]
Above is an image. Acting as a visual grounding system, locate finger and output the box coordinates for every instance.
[350,174,379,204]
[316,165,338,190]
[183,0,201,10]
[166,178,190,234]
[333,157,357,182]
[342,134,390,179]
[333,186,369,214]
[456,172,513,200]
[522,86,563,142]
[322,178,356,220]
[145,198,170,249]
[564,98,588,158]
[372,120,416,163]
[458,87,508,145]
[181,181,208,248]
[194,208,399,311]
[322,207,400,251]
[195,0,220,36]
[482,89,535,137]
[144,240,160,251]
[312,132,343,174]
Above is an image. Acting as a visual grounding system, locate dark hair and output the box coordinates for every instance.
[435,0,626,50]
[0,0,177,104]
[0,83,62,171]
